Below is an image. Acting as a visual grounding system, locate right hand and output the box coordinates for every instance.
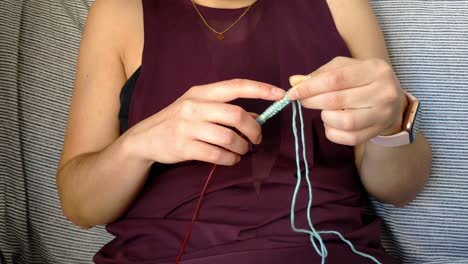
[123,79,286,166]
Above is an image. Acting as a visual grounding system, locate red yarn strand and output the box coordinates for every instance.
[175,164,218,263]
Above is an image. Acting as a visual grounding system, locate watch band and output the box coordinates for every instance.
[370,131,411,147]
[370,91,419,147]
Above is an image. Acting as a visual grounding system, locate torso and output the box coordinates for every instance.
[95,1,397,263]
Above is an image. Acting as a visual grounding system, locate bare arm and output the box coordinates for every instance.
[56,0,150,228]
[57,0,286,229]
[327,0,431,206]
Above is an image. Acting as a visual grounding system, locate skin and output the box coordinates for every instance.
[56,0,431,229]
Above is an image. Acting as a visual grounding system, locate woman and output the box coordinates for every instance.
[56,0,431,263]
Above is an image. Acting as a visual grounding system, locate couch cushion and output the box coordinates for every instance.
[1,0,467,263]
[0,1,111,263]
[370,1,468,263]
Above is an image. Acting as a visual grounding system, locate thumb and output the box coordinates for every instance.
[289,57,355,87]
[289,75,310,87]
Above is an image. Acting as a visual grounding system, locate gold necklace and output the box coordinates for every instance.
[191,0,255,40]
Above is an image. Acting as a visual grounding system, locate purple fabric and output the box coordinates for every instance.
[94,0,398,263]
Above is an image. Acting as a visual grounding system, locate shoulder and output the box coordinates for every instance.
[325,0,373,24]
[86,0,143,76]
[84,0,140,51]
[89,0,142,19]
[87,0,142,32]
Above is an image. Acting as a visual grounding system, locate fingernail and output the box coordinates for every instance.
[271,87,286,97]
[290,75,311,86]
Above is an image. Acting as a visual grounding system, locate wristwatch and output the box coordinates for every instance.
[370,91,420,147]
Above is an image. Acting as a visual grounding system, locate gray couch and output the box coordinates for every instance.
[1,0,467,263]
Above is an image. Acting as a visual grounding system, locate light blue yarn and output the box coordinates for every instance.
[256,95,292,126]
[256,94,382,264]
[291,101,328,263]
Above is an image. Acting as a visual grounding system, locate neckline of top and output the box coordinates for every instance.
[183,0,260,15]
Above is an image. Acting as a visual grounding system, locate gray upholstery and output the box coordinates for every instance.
[0,1,111,264]
[371,1,468,263]
[0,0,467,263]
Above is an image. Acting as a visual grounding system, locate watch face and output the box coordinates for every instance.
[404,100,420,143]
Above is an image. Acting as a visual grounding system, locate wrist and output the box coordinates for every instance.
[119,131,155,169]
[380,91,408,136]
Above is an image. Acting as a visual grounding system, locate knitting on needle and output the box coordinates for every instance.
[255,75,311,126]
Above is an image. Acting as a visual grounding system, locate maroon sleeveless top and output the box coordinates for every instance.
[94,1,398,263]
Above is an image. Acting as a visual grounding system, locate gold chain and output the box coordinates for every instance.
[191,0,255,40]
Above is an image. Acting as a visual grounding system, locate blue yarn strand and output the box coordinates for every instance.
[318,231,382,264]
[257,93,382,264]
[293,101,328,261]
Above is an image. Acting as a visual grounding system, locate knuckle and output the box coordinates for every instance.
[228,79,251,97]
[240,142,249,155]
[325,70,344,88]
[230,78,244,89]
[228,105,245,124]
[342,116,356,131]
[180,99,196,117]
[254,130,262,144]
[190,85,201,91]
[333,56,347,63]
[347,134,360,146]
[187,85,201,96]
[328,93,344,109]
[226,155,240,166]
[219,129,237,146]
[320,110,328,122]
[324,126,334,141]
[383,90,399,105]
[370,58,384,68]
[382,107,395,120]
[263,84,276,96]
[207,148,223,163]
[373,58,392,76]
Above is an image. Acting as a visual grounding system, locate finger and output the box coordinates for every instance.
[289,57,357,87]
[186,140,241,166]
[187,79,286,102]
[289,60,377,100]
[185,101,262,144]
[289,75,309,87]
[300,85,375,110]
[324,124,382,146]
[192,121,249,155]
[321,107,381,131]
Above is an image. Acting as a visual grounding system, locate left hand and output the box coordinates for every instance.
[288,56,407,146]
